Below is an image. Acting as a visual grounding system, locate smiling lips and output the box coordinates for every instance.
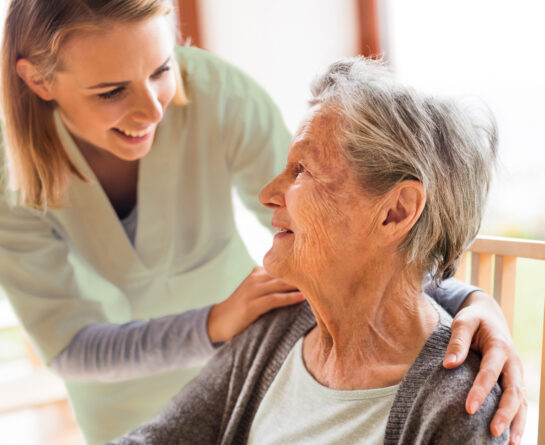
[272,220,294,234]
[113,126,153,138]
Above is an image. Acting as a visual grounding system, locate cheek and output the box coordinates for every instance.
[91,104,126,128]
[158,74,177,107]
[65,98,125,131]
[289,182,347,270]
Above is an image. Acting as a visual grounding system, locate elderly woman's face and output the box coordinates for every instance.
[260,107,378,284]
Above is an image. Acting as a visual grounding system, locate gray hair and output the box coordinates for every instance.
[310,57,498,282]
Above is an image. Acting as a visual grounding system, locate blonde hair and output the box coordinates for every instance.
[1,0,186,209]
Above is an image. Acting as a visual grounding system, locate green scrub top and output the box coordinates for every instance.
[0,46,290,443]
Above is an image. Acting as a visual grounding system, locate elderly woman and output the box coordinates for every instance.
[113,57,507,444]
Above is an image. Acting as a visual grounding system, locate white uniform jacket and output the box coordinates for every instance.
[0,46,290,443]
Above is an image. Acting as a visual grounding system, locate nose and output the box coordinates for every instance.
[259,173,286,209]
[131,83,163,123]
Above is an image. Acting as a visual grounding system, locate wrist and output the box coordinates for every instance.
[207,302,229,344]
[207,304,221,343]
[459,289,488,310]
[460,290,505,321]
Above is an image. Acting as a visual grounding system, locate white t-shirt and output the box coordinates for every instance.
[248,337,399,445]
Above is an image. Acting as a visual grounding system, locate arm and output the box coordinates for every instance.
[0,194,106,364]
[425,276,480,316]
[0,190,299,381]
[50,306,217,382]
[0,195,220,379]
[436,284,527,444]
[53,267,304,381]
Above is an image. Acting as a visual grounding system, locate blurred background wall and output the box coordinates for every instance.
[182,2,544,443]
[0,1,543,443]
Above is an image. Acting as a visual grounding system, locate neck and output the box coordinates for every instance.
[70,133,139,218]
[301,260,438,391]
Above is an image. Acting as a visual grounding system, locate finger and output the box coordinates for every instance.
[489,385,523,437]
[465,352,506,415]
[247,266,270,282]
[507,396,527,445]
[443,315,479,368]
[489,358,525,437]
[252,291,305,316]
[258,278,299,294]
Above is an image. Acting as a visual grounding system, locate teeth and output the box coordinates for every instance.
[117,127,152,138]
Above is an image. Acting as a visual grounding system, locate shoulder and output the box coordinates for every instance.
[224,302,315,364]
[170,46,287,147]
[174,45,271,103]
[413,353,506,443]
[133,303,314,443]
[388,304,507,444]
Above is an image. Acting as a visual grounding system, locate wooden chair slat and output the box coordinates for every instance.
[462,236,544,442]
[537,294,545,444]
[471,252,480,287]
[454,251,468,281]
[478,253,493,294]
[497,256,516,334]
[470,236,545,261]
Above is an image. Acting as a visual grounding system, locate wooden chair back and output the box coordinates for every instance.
[454,236,545,443]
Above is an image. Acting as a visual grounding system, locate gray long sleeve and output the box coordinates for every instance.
[52,278,476,383]
[50,306,219,382]
[424,277,480,317]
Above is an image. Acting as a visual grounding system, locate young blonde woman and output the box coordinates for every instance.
[0,0,526,444]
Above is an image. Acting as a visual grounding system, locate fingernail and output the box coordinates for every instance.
[469,400,479,414]
[444,354,457,365]
[511,433,520,444]
[494,422,505,436]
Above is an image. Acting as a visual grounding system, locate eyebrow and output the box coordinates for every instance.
[290,141,320,167]
[85,56,171,89]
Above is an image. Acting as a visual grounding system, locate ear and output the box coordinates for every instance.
[378,180,426,244]
[16,59,55,101]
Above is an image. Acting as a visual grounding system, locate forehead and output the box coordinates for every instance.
[290,106,371,200]
[57,17,173,84]
[289,106,344,163]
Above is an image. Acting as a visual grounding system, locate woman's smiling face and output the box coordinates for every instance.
[49,16,176,160]
[259,106,379,286]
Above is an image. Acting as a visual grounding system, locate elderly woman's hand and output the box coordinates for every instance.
[443,290,526,444]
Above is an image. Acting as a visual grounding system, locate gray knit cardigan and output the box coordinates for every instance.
[111,301,508,444]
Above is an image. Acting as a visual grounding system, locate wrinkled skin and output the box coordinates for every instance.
[260,105,526,443]
[261,109,382,297]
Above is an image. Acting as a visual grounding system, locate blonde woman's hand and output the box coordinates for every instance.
[443,290,526,445]
[207,267,305,343]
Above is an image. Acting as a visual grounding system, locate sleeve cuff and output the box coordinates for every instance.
[195,305,224,358]
[425,277,482,317]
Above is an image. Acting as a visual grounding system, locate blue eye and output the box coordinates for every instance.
[97,87,124,100]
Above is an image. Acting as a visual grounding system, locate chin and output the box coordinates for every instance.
[263,249,290,281]
[114,143,152,161]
